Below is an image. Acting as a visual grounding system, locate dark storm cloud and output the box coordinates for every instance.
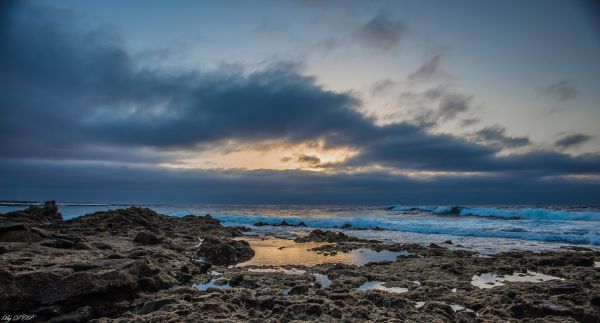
[348,141,600,174]
[473,125,531,148]
[354,13,407,50]
[555,133,593,148]
[540,80,578,102]
[1,0,600,196]
[1,159,599,205]
[0,2,367,155]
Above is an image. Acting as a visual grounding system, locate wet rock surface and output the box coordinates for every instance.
[196,237,254,266]
[1,205,599,322]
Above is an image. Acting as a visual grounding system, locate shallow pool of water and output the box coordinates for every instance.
[357,281,408,293]
[193,279,231,291]
[314,273,332,288]
[236,237,410,267]
[246,267,307,275]
[471,270,562,289]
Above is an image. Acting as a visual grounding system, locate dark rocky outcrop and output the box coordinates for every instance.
[134,231,161,245]
[196,237,254,266]
[0,201,62,224]
[0,223,50,242]
[294,229,369,243]
[253,220,307,227]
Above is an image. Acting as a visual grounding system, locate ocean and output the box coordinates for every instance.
[2,203,599,254]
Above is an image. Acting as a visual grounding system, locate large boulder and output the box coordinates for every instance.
[0,258,161,314]
[39,259,154,304]
[196,237,254,266]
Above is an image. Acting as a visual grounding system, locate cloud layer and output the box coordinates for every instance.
[1,2,599,204]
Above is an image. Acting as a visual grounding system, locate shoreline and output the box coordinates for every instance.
[1,202,599,322]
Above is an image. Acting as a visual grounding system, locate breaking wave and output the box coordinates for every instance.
[388,205,600,221]
[212,213,600,245]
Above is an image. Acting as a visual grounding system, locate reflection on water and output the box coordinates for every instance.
[357,281,408,293]
[193,279,231,291]
[471,270,562,289]
[314,273,332,288]
[247,268,306,275]
[236,238,409,267]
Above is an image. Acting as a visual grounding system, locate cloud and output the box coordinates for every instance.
[472,125,531,148]
[354,13,407,50]
[1,159,599,204]
[555,133,593,148]
[407,54,449,82]
[435,91,473,122]
[290,0,332,8]
[296,154,322,165]
[540,80,577,102]
[1,2,368,157]
[401,87,474,123]
[461,118,480,127]
[1,1,599,204]
[370,79,396,96]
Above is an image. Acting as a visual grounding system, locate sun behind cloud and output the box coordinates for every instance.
[159,139,358,171]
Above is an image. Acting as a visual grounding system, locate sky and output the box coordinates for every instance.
[1,0,599,204]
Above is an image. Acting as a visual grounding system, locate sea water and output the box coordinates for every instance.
[2,203,600,254]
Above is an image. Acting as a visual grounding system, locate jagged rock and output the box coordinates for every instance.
[536,253,594,267]
[134,231,161,245]
[196,237,254,266]
[0,223,45,242]
[49,305,92,323]
[429,243,445,249]
[0,201,63,224]
[511,300,574,319]
[254,220,308,227]
[294,229,367,243]
[549,282,580,295]
[422,302,455,321]
[305,303,323,316]
[229,274,244,286]
[253,296,275,310]
[39,259,153,304]
[71,207,166,229]
[137,298,177,315]
[254,221,269,226]
[192,259,212,274]
[0,267,73,312]
[288,284,310,295]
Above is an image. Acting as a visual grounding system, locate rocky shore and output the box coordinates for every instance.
[1,202,600,322]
